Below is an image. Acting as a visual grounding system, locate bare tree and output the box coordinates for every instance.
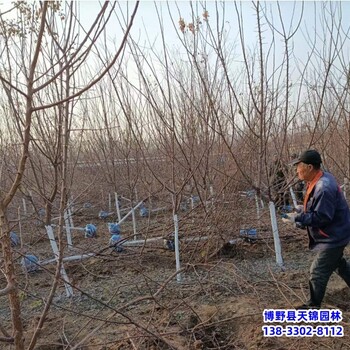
[0,2,139,348]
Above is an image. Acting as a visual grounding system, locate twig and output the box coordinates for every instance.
[127,332,138,350]
[69,267,187,350]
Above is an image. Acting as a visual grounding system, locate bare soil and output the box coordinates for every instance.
[2,203,350,350]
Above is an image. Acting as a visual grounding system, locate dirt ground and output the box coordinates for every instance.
[2,202,350,350]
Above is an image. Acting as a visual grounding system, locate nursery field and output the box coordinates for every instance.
[1,2,350,349]
[3,199,350,350]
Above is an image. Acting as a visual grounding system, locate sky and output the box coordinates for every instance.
[0,1,349,107]
[1,1,348,67]
[77,1,307,50]
[0,0,349,157]
[73,1,350,70]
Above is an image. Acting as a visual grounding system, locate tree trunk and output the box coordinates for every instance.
[0,209,24,349]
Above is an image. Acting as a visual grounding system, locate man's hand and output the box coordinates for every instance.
[295,205,304,213]
[282,212,298,224]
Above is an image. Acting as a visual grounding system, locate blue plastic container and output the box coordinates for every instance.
[10,232,20,247]
[180,202,188,211]
[139,206,149,217]
[108,223,121,235]
[109,234,123,252]
[21,255,40,273]
[163,239,175,251]
[281,205,293,213]
[98,210,109,219]
[239,228,257,240]
[85,224,97,238]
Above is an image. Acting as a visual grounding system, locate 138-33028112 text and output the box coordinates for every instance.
[262,325,343,337]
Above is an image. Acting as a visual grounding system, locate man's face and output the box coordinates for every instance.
[296,162,313,181]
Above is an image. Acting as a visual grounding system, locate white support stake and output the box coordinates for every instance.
[289,187,298,208]
[174,214,182,283]
[209,185,214,197]
[108,193,112,212]
[269,201,284,268]
[115,192,121,222]
[182,235,208,242]
[209,185,214,207]
[191,196,195,210]
[64,210,73,249]
[45,225,73,297]
[131,207,137,240]
[255,193,261,219]
[170,194,175,208]
[52,224,85,231]
[117,201,144,225]
[41,253,95,266]
[18,207,23,249]
[122,235,209,247]
[260,199,264,209]
[22,198,27,216]
[46,225,59,260]
[123,236,164,246]
[67,199,74,228]
[29,190,35,212]
[69,196,75,213]
[150,206,168,213]
[68,209,74,228]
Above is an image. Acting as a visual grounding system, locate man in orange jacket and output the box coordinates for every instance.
[283,150,350,308]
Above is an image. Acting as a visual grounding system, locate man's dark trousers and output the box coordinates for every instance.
[308,245,350,307]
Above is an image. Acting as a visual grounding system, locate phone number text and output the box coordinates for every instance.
[262,325,343,337]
